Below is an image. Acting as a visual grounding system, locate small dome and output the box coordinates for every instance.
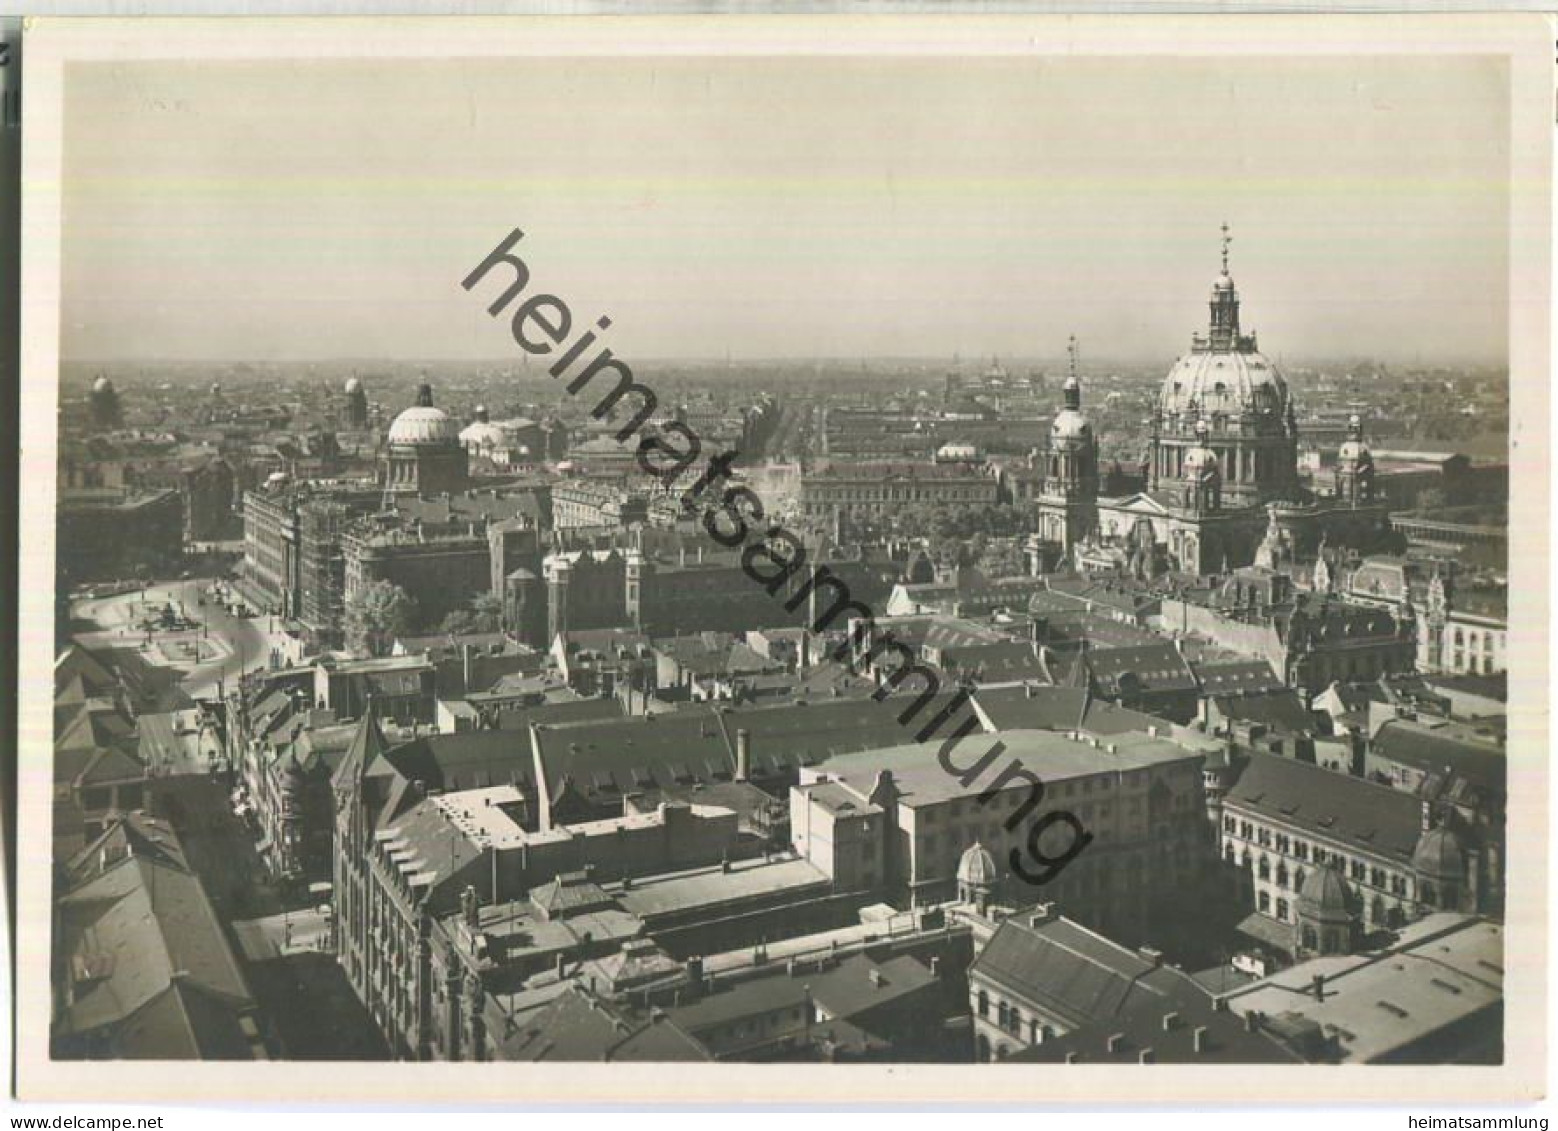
[956,841,998,890]
[1412,825,1465,882]
[460,419,507,448]
[344,376,363,394]
[1184,434,1220,477]
[1338,440,1372,462]
[1051,408,1091,442]
[1298,862,1354,920]
[1213,271,1235,292]
[91,376,114,394]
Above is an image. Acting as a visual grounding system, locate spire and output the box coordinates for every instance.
[1207,224,1242,350]
[1063,335,1081,409]
[348,697,387,785]
[415,382,434,408]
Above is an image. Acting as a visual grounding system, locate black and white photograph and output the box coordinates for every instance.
[10,12,1551,1110]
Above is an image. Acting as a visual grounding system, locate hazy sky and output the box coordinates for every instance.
[61,55,1509,364]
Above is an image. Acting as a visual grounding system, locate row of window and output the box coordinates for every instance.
[1224,818,1410,896]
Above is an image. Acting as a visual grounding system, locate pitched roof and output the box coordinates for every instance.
[1226,752,1422,863]
[55,818,257,1057]
[972,912,1179,1028]
[497,986,709,1061]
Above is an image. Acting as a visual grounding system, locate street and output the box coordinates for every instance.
[73,576,278,699]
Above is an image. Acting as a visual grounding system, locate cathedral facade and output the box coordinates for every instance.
[1037,233,1395,577]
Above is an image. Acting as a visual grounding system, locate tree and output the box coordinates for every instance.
[344,580,415,658]
[469,592,504,634]
[439,592,505,637]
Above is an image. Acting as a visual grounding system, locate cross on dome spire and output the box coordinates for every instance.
[1221,222,1232,273]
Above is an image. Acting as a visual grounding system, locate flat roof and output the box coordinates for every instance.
[815,728,1201,809]
[613,855,829,920]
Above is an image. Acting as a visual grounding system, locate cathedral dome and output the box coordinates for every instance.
[344,376,364,395]
[1160,348,1289,421]
[387,383,458,447]
[91,375,114,394]
[956,841,998,890]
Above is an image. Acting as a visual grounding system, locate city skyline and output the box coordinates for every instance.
[61,55,1509,366]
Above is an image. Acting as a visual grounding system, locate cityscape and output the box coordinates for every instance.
[44,52,1511,1071]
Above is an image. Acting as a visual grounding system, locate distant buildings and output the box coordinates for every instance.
[56,488,184,583]
[800,460,1001,519]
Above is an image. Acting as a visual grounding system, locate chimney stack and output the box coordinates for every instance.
[1312,973,1325,1001]
[735,729,752,782]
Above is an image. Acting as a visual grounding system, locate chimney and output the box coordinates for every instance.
[1192,1026,1208,1055]
[1105,1033,1125,1054]
[555,952,567,978]
[735,729,752,782]
[1138,945,1164,967]
[462,643,473,692]
[929,957,941,979]
[868,968,886,987]
[1024,682,1036,699]
[1312,973,1325,1001]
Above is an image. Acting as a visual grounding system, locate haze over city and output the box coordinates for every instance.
[62,55,1509,366]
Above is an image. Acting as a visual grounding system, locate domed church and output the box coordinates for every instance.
[382,382,469,497]
[1036,227,1396,577]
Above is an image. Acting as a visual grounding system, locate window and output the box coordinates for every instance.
[1276,898,1289,921]
[1258,856,1270,881]
[977,991,989,1019]
[1258,891,1270,913]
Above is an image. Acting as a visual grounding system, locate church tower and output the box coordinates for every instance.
[1036,336,1100,555]
[1334,414,1376,506]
